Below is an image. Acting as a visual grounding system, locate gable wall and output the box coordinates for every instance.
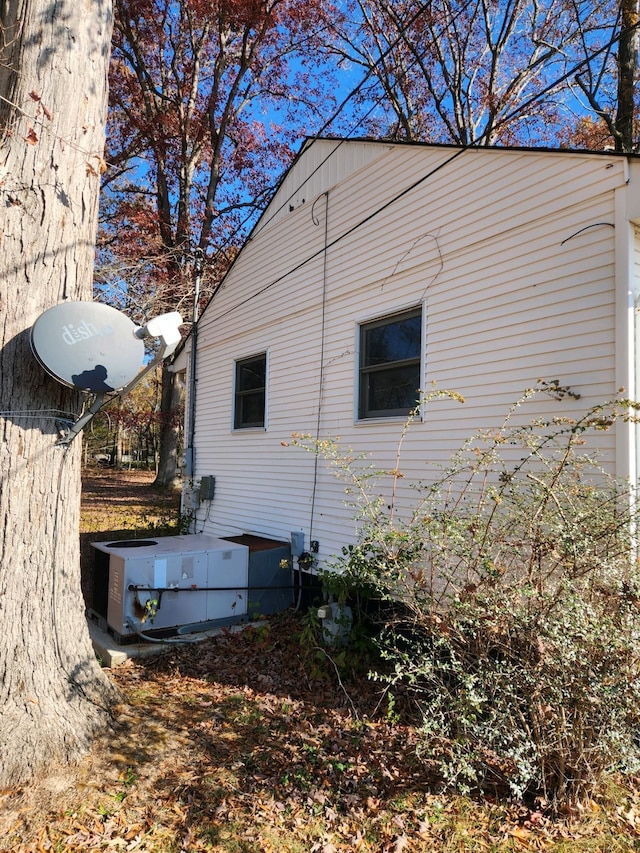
[253,138,395,232]
[189,144,627,564]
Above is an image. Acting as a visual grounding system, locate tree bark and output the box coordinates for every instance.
[615,0,639,152]
[0,0,119,787]
[153,363,182,487]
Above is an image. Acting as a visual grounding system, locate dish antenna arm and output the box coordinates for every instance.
[57,393,107,446]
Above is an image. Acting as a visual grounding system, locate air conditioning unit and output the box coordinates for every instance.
[91,534,248,642]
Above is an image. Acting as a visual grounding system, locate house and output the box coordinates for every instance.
[174,137,640,576]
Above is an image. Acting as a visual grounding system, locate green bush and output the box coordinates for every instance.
[296,388,640,806]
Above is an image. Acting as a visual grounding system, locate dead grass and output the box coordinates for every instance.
[80,466,180,537]
[79,466,181,604]
[0,470,638,852]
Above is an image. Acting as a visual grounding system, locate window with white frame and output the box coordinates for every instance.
[234,353,266,429]
[358,307,422,419]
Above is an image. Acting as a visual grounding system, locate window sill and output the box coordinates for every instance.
[355,414,423,426]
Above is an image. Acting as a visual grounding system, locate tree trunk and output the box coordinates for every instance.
[154,364,182,487]
[0,0,119,787]
[615,0,639,152]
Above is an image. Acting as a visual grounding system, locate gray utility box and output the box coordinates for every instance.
[222,534,293,617]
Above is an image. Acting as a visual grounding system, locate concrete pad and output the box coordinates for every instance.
[88,617,266,667]
[88,620,161,666]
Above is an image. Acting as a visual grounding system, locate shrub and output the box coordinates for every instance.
[296,388,640,806]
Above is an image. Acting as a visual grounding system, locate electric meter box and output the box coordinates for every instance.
[92,534,248,641]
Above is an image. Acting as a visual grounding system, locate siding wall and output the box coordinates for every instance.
[189,141,629,566]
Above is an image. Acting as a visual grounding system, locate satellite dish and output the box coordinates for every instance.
[31,301,145,392]
[31,301,183,446]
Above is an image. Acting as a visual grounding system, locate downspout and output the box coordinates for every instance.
[613,178,636,488]
[185,248,204,477]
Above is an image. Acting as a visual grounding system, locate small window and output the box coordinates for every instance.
[234,353,266,429]
[358,307,422,419]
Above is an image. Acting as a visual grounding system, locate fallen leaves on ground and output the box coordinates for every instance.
[2,471,638,852]
[1,613,639,852]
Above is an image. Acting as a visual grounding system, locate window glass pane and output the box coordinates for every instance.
[238,358,265,390]
[364,313,421,367]
[365,364,420,415]
[238,391,265,427]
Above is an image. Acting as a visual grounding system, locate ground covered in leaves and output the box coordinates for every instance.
[1,470,639,852]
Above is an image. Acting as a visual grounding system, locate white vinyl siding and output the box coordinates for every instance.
[187,141,631,564]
